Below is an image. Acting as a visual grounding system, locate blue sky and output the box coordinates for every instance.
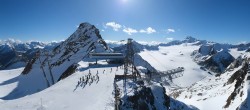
[0,0,250,44]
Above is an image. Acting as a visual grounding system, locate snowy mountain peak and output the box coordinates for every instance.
[8,22,109,100]
[183,36,198,43]
[78,22,92,29]
[66,22,101,41]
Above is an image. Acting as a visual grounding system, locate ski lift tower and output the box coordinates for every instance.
[123,38,135,95]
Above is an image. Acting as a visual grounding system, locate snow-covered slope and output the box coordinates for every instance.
[0,61,119,110]
[0,68,22,100]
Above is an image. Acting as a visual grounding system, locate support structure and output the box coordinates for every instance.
[114,80,120,110]
[123,38,135,95]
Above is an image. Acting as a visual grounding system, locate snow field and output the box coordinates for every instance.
[139,43,211,87]
[0,60,124,110]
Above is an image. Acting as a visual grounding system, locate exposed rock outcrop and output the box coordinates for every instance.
[192,43,235,73]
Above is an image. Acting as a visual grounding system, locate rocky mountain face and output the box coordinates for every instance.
[192,43,235,73]
[0,39,59,70]
[168,55,249,110]
[224,57,249,108]
[2,22,109,100]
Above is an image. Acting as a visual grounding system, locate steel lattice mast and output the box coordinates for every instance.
[123,38,135,95]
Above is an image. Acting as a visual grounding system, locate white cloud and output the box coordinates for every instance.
[105,22,122,31]
[105,22,157,35]
[123,27,138,35]
[167,28,175,33]
[101,29,105,32]
[139,27,156,34]
[166,37,174,41]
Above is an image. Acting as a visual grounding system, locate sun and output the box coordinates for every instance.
[122,0,128,3]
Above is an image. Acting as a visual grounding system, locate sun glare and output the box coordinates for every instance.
[122,0,128,3]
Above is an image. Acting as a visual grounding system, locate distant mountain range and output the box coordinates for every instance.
[1,36,249,70]
[0,39,60,70]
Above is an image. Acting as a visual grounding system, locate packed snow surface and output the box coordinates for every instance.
[0,60,122,110]
[0,68,22,100]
